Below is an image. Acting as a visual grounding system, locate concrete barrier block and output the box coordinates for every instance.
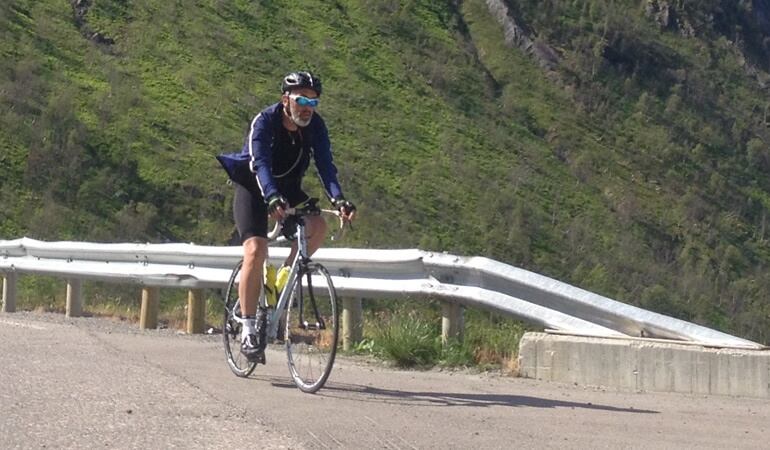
[711,348,769,397]
[534,335,554,381]
[518,332,770,398]
[692,350,711,395]
[517,333,538,378]
[637,344,678,393]
[560,337,634,389]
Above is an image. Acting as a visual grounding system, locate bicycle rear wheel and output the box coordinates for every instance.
[285,263,339,393]
[223,260,257,377]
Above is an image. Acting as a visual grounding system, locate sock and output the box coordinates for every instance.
[241,316,256,341]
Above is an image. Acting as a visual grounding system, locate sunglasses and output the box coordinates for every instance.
[289,94,320,108]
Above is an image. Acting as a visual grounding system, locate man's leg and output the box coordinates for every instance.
[240,236,268,317]
[238,236,269,361]
[281,215,328,266]
[276,215,327,296]
[305,215,328,256]
[232,180,270,361]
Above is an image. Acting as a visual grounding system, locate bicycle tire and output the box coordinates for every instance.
[223,260,257,377]
[284,262,339,393]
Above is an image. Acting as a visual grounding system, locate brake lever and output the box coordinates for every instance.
[324,211,351,242]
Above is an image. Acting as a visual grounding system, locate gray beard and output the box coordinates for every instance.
[289,105,311,127]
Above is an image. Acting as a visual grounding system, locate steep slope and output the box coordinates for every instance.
[1,0,769,343]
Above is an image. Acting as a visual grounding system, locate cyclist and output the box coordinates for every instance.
[216,71,356,361]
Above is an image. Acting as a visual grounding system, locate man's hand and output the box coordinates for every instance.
[267,195,289,221]
[332,197,357,222]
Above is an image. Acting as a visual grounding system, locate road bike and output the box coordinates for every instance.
[222,199,344,393]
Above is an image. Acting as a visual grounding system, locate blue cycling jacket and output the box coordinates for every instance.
[216,102,344,201]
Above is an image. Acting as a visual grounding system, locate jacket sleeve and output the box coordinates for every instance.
[247,112,278,200]
[311,117,344,201]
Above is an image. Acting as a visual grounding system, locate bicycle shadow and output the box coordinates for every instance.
[316,382,658,414]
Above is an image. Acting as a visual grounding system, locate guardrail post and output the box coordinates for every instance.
[342,297,363,351]
[441,302,464,345]
[2,272,17,313]
[66,279,83,317]
[186,289,205,334]
[140,287,159,329]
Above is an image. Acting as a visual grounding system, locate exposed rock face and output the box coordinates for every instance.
[644,0,697,36]
[485,0,560,72]
[646,0,770,84]
[70,0,115,46]
[645,0,673,29]
[72,0,90,25]
[646,0,770,40]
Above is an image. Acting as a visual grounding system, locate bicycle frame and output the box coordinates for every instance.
[222,200,345,391]
[259,237,308,342]
[223,203,344,342]
[260,213,319,342]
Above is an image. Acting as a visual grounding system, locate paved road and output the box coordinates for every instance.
[1,312,769,449]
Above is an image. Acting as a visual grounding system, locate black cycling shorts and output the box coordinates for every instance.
[232,178,310,243]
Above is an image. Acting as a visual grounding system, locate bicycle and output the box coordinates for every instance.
[222,198,345,393]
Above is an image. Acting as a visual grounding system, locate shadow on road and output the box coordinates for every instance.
[319,383,658,414]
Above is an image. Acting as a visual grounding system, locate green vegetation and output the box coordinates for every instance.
[363,306,443,368]
[2,0,770,352]
[352,301,526,370]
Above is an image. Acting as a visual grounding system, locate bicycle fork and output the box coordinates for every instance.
[299,271,326,331]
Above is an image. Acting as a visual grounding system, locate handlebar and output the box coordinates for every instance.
[267,206,351,242]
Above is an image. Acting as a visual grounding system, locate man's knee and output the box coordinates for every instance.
[308,216,327,236]
[243,237,268,266]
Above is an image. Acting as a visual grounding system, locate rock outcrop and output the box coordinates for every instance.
[485,0,560,72]
[70,0,115,47]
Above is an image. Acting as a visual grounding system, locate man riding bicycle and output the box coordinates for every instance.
[217,71,356,361]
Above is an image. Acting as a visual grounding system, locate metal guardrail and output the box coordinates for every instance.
[0,237,762,349]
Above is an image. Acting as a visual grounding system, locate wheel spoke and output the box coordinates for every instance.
[285,263,339,393]
[223,261,257,377]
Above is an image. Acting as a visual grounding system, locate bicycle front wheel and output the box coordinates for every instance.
[223,260,257,377]
[285,263,339,393]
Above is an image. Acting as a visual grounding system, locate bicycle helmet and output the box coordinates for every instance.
[281,71,322,96]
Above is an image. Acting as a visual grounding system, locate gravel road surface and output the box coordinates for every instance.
[1,312,768,449]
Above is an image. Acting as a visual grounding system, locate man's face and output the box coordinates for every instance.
[283,87,319,127]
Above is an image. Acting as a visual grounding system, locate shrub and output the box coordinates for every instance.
[369,308,442,368]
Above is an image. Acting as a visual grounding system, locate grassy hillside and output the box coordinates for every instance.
[1,0,769,345]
